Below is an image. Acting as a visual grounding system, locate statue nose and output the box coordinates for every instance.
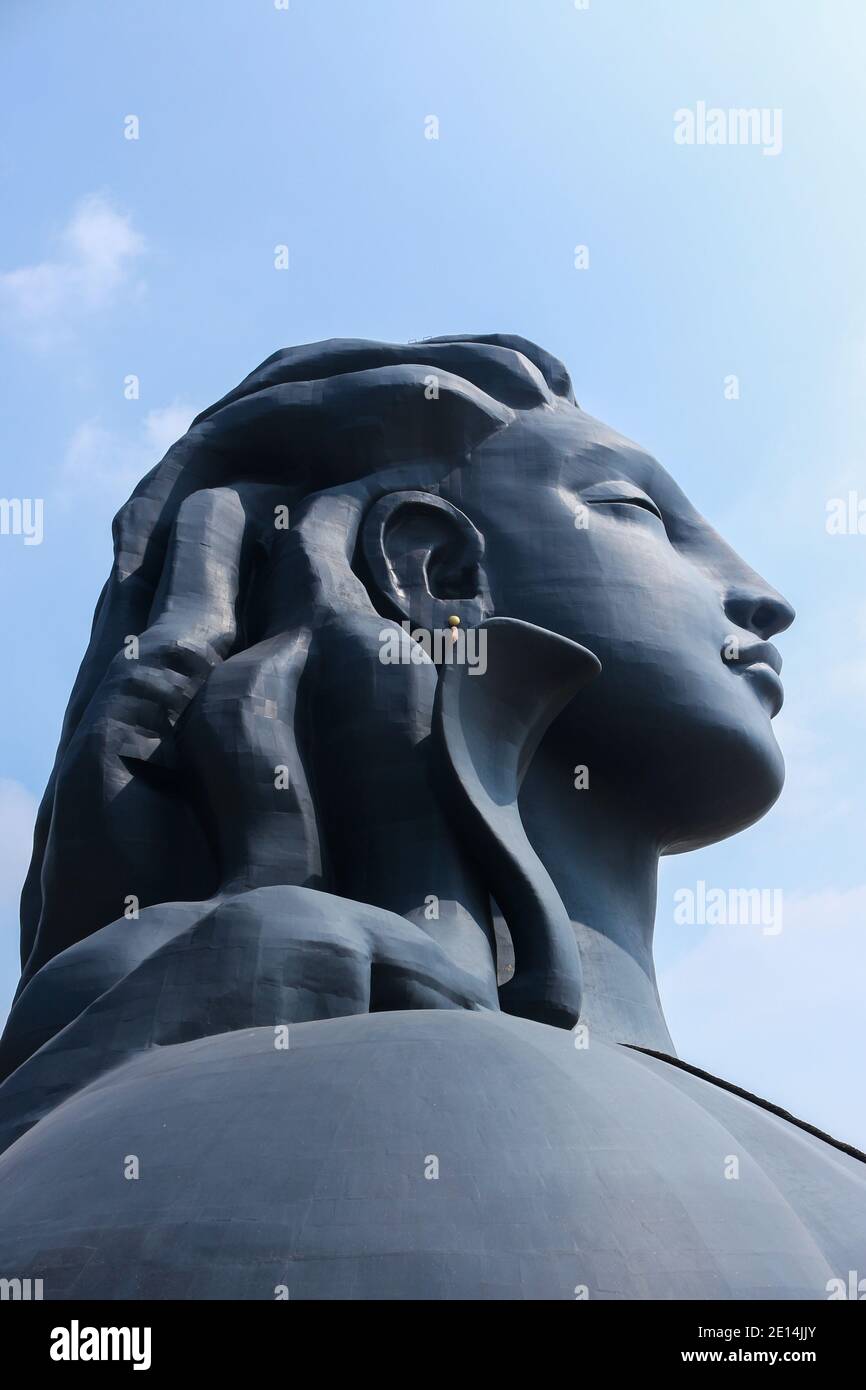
[723,587,795,640]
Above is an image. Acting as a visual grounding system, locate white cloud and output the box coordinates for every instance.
[0,780,38,912]
[660,884,866,1150]
[826,655,866,701]
[0,194,145,344]
[60,403,197,506]
[771,711,852,826]
[0,780,37,1028]
[141,403,197,458]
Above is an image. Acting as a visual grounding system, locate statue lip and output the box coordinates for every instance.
[740,663,784,718]
[736,639,783,675]
[726,639,784,717]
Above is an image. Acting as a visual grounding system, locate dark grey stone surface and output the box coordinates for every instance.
[1,1012,864,1300]
[0,334,859,1299]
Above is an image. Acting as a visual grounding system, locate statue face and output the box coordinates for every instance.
[451,407,795,850]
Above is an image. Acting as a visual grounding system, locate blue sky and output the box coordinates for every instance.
[1,0,865,1144]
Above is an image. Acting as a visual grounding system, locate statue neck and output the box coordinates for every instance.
[519,738,675,1053]
[319,610,673,1045]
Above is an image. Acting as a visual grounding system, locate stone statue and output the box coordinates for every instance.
[0,334,863,1299]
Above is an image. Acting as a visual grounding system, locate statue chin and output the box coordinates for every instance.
[0,1009,861,1300]
[682,725,786,852]
[642,715,787,855]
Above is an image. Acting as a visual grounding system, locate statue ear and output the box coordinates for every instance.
[361,490,491,631]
